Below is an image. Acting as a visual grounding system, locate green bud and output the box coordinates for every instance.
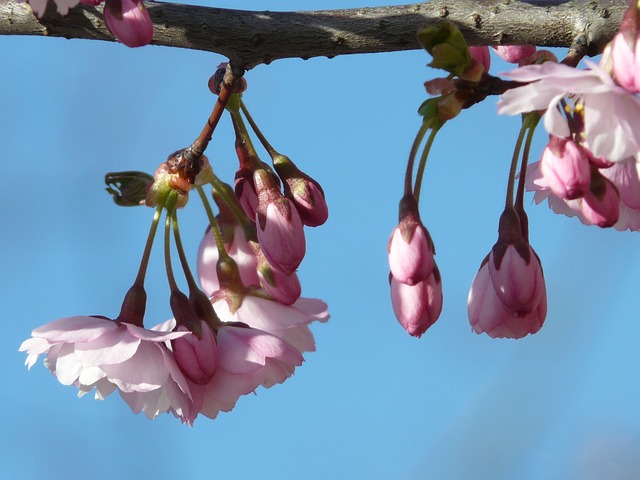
[105,171,153,207]
[417,22,471,76]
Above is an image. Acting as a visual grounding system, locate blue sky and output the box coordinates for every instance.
[2,2,640,479]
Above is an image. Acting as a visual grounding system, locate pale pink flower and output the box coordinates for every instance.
[468,262,547,339]
[184,324,303,423]
[197,226,260,295]
[492,45,536,64]
[498,61,640,162]
[540,136,591,200]
[527,161,640,231]
[21,0,80,17]
[19,315,192,419]
[600,156,640,209]
[212,294,329,355]
[104,0,153,48]
[390,268,443,338]
[156,316,309,424]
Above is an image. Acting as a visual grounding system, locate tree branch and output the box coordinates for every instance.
[0,0,626,68]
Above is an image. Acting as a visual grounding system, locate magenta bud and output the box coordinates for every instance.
[172,321,218,385]
[492,45,536,64]
[258,263,302,305]
[388,194,436,285]
[581,174,621,227]
[254,169,306,274]
[390,267,443,338]
[540,136,591,200]
[272,154,328,227]
[104,0,154,48]
[468,46,491,72]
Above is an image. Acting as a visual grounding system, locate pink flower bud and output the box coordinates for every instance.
[540,136,591,200]
[468,261,547,339]
[272,154,328,227]
[581,174,621,227]
[235,175,259,220]
[489,244,545,314]
[388,216,435,286]
[611,32,640,93]
[104,0,154,48]
[492,45,536,64]
[254,169,306,274]
[487,208,546,315]
[390,267,443,338]
[172,321,218,385]
[257,263,302,306]
[468,46,491,72]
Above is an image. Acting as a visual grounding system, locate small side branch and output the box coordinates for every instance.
[0,0,626,68]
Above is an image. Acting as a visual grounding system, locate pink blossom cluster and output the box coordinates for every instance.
[20,67,330,424]
[496,4,640,231]
[22,0,153,48]
[20,295,328,424]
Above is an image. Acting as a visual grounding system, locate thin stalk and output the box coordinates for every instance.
[210,174,254,232]
[230,108,262,164]
[505,118,530,208]
[133,199,166,287]
[196,185,231,261]
[240,99,277,157]
[515,114,541,212]
[413,126,440,203]
[171,212,199,292]
[404,119,430,196]
[163,193,180,293]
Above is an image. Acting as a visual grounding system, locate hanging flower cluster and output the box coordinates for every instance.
[20,64,329,424]
[390,0,640,340]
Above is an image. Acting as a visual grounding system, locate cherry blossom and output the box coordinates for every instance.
[526,160,640,231]
[497,60,640,162]
[19,315,192,419]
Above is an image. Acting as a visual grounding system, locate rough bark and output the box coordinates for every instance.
[0,0,627,68]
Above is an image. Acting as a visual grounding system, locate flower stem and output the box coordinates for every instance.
[413,126,440,203]
[404,119,430,196]
[230,108,263,168]
[505,117,529,208]
[240,99,278,157]
[133,199,166,287]
[170,212,199,292]
[515,113,541,212]
[163,192,180,293]
[196,185,231,262]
